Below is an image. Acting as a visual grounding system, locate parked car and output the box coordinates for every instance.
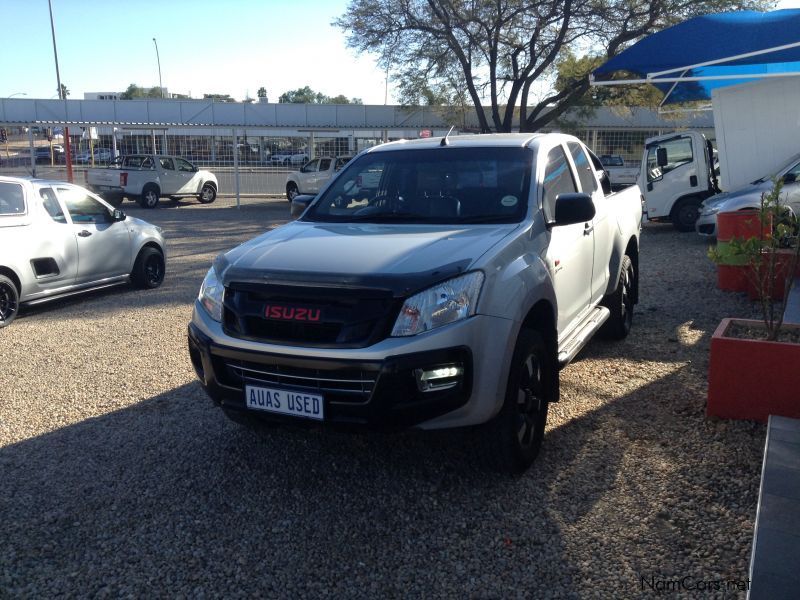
[34,145,65,164]
[188,133,643,472]
[696,152,800,237]
[286,155,352,200]
[269,151,294,166]
[75,147,115,165]
[0,176,166,328]
[289,152,309,166]
[85,154,218,208]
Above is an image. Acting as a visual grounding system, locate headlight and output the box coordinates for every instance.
[700,204,722,216]
[391,272,484,336]
[198,267,224,321]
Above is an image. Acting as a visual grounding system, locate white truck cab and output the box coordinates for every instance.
[639,131,720,231]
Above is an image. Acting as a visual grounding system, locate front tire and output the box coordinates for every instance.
[0,275,20,328]
[131,247,165,289]
[475,329,552,473]
[139,185,160,209]
[601,255,635,340]
[672,196,701,232]
[198,182,217,204]
[286,182,299,202]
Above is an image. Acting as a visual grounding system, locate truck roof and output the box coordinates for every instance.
[365,133,553,153]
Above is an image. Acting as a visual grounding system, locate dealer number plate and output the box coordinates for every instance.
[244,384,324,421]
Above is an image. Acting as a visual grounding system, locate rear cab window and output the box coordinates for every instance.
[0,181,26,216]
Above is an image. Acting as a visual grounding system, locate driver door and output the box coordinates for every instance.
[56,185,131,284]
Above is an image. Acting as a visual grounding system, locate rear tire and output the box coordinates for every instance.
[0,275,20,328]
[600,255,635,340]
[131,247,165,289]
[672,196,701,232]
[139,185,160,209]
[198,182,217,204]
[474,329,553,473]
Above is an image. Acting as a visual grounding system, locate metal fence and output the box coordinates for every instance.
[0,124,391,199]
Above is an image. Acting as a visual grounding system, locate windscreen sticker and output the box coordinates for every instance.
[501,195,518,207]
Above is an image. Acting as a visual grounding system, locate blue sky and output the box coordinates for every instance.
[0,0,390,102]
[2,0,799,104]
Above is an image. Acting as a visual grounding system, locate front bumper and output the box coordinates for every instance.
[188,304,517,431]
[695,211,717,237]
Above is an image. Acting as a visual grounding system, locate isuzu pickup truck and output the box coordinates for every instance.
[86,154,218,209]
[188,133,643,472]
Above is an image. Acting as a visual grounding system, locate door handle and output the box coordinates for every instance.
[583,223,594,235]
[78,230,92,237]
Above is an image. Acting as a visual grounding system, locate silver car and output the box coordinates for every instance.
[0,176,166,327]
[696,153,800,237]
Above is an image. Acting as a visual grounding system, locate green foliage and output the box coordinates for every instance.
[278,86,362,104]
[59,83,69,99]
[203,93,234,102]
[257,87,268,99]
[719,179,800,340]
[121,84,164,100]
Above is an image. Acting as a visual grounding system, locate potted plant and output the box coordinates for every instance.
[707,179,800,422]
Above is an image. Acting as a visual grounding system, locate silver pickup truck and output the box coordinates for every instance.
[188,133,643,472]
[0,176,166,328]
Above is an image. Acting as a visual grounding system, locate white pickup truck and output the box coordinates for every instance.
[86,155,218,209]
[188,133,643,472]
[285,155,352,200]
[600,155,640,189]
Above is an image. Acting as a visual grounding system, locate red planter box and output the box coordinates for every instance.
[707,318,800,422]
[717,264,749,292]
[745,249,800,300]
[716,209,770,243]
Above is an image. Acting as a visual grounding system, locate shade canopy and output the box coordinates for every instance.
[592,9,800,105]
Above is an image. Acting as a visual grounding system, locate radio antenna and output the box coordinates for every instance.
[440,126,455,146]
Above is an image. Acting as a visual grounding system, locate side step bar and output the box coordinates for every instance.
[557,306,610,367]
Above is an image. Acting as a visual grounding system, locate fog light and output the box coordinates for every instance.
[414,364,464,392]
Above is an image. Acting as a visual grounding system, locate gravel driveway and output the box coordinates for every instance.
[1,197,765,598]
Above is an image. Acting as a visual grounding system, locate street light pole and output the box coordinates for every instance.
[153,38,164,98]
[48,0,73,182]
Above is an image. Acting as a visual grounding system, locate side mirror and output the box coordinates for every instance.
[656,147,668,168]
[290,194,316,218]
[784,172,797,184]
[113,209,126,222]
[553,193,595,226]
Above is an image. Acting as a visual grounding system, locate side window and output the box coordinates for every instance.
[142,157,154,169]
[335,157,350,171]
[542,145,578,220]
[160,158,175,170]
[301,159,320,173]
[646,137,693,181]
[175,158,194,172]
[58,187,112,224]
[0,182,26,216]
[784,161,800,183]
[39,188,67,223]
[319,158,332,171]
[567,142,598,193]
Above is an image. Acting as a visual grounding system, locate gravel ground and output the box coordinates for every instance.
[1,197,766,598]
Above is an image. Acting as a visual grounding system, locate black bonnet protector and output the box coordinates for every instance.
[218,258,474,298]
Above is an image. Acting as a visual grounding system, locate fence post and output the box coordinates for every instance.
[29,127,35,177]
[233,127,240,209]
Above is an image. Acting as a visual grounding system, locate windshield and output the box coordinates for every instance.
[601,155,624,167]
[303,147,532,224]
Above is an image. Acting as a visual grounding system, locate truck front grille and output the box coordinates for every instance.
[213,355,380,405]
[222,282,400,348]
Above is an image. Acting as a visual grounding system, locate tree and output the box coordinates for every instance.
[336,0,770,133]
[257,87,268,100]
[59,83,69,99]
[278,86,362,104]
[121,84,165,99]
